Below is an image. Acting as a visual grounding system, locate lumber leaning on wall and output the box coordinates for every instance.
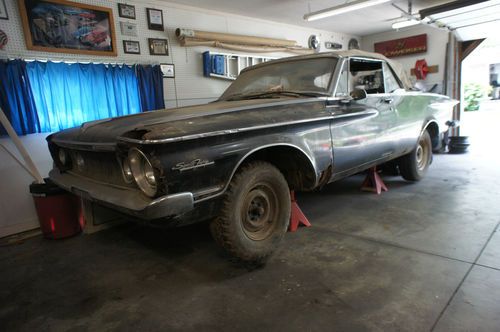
[176,28,313,54]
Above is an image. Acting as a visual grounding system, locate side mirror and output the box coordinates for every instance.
[350,88,367,100]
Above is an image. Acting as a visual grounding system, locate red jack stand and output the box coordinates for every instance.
[288,191,311,232]
[361,167,388,195]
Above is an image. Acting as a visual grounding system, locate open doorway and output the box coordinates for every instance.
[460,38,500,155]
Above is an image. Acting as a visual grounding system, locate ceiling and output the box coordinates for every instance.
[163,0,451,36]
[423,0,500,41]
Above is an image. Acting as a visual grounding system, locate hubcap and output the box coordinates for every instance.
[241,184,278,241]
[416,140,428,171]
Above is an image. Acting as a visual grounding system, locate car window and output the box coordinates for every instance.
[383,62,402,93]
[219,57,338,100]
[335,61,349,97]
[349,59,384,94]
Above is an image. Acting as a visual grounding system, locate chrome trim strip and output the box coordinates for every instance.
[118,115,334,145]
[52,139,116,151]
[192,185,224,199]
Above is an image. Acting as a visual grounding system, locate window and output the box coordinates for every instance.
[383,62,402,93]
[349,58,384,95]
[335,61,349,97]
[220,57,338,100]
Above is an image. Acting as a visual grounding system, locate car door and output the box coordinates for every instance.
[381,61,411,155]
[382,61,436,156]
[328,57,397,178]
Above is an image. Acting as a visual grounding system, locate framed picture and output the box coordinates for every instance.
[123,40,140,54]
[118,3,135,19]
[148,38,168,56]
[160,63,175,78]
[0,0,8,20]
[146,8,163,31]
[18,0,117,56]
[120,21,137,37]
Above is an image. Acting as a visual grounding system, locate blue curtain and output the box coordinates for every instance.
[135,65,165,112]
[26,61,142,132]
[0,60,41,136]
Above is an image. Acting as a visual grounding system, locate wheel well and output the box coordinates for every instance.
[238,146,317,191]
[425,121,440,150]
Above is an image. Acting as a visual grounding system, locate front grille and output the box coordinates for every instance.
[67,150,132,188]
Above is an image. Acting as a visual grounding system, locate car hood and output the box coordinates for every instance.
[50,98,326,145]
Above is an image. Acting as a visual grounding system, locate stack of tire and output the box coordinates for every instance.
[448,136,470,154]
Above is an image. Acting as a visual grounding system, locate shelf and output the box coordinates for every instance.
[202,51,275,81]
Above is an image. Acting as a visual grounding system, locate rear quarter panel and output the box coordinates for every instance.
[393,91,458,152]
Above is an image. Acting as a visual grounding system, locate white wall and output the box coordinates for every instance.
[361,25,450,93]
[0,0,357,237]
[0,134,52,236]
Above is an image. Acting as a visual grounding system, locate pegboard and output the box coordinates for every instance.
[0,0,359,106]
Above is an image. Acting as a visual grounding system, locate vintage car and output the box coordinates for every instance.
[47,50,458,262]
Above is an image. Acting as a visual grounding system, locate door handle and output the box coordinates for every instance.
[382,97,393,104]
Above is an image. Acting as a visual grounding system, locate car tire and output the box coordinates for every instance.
[210,161,291,263]
[380,160,400,176]
[399,130,432,181]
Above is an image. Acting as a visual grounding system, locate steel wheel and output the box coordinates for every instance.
[241,184,279,241]
[399,130,432,182]
[210,161,290,263]
[416,141,429,172]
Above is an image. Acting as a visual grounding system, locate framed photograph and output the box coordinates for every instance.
[160,63,175,78]
[148,38,168,56]
[120,21,137,37]
[146,8,163,31]
[118,3,135,19]
[18,0,117,56]
[0,0,8,20]
[123,40,140,54]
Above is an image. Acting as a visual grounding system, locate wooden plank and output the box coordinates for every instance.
[410,65,439,76]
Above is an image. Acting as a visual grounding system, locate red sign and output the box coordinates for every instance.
[374,34,427,58]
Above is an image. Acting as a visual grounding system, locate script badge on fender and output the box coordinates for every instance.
[172,159,214,172]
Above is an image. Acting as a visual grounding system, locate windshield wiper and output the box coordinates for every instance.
[224,90,326,101]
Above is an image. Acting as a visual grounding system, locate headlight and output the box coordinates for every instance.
[128,148,157,197]
[144,161,156,186]
[121,158,134,183]
[76,153,85,171]
[58,149,68,165]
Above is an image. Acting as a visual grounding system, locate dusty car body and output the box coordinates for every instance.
[47,50,458,262]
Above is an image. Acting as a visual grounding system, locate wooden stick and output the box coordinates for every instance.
[0,107,44,184]
[0,144,39,180]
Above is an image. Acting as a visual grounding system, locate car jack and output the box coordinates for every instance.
[361,167,388,195]
[288,191,311,232]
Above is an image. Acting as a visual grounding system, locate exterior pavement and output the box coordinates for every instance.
[1,110,499,331]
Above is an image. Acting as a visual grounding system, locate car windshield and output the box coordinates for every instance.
[219,57,338,101]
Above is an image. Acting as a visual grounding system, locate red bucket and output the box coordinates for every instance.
[30,181,83,239]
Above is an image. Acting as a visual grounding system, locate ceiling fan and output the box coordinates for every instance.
[386,0,422,29]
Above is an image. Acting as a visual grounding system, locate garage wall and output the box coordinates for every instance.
[0,134,52,237]
[361,25,450,93]
[0,0,358,108]
[0,0,358,237]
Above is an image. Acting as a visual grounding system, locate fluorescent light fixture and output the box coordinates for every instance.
[304,0,392,21]
[392,19,421,29]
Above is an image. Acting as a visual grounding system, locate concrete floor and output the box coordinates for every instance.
[1,112,500,331]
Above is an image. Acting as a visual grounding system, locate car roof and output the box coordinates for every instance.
[242,49,413,90]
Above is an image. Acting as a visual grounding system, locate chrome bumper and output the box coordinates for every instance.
[49,169,194,220]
